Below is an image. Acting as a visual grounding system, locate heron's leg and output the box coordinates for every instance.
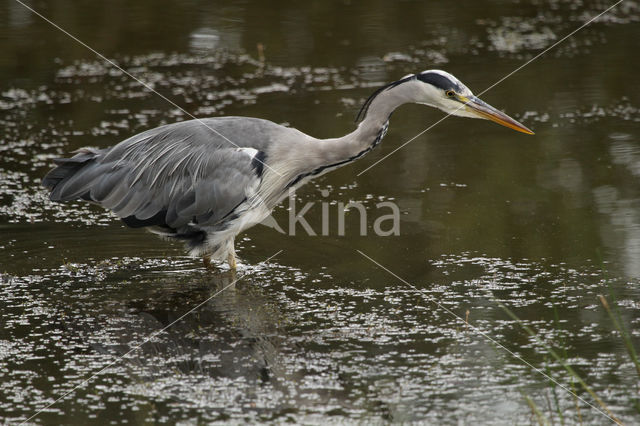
[227,242,237,270]
[203,253,215,271]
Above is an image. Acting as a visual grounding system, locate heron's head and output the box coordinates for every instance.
[413,70,533,134]
[357,70,533,135]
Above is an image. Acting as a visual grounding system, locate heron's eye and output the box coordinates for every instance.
[446,90,456,98]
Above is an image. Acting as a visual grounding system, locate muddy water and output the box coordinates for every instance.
[1,0,640,424]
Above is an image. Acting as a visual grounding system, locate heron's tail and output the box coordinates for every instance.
[42,147,102,201]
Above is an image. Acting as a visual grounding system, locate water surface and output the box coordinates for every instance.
[1,0,639,424]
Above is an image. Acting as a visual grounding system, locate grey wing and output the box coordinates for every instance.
[44,119,266,233]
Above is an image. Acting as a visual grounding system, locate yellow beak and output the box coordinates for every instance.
[463,95,534,135]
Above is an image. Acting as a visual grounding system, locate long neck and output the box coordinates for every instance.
[258,80,420,204]
[308,80,419,170]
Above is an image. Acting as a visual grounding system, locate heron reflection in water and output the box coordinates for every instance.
[43,70,533,269]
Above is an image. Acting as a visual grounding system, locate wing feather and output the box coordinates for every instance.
[46,118,276,231]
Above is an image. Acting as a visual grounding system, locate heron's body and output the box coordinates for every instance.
[43,70,533,269]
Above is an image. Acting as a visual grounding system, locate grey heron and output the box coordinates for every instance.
[43,70,533,270]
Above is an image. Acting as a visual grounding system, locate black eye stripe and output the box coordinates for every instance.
[356,71,463,123]
[417,72,461,92]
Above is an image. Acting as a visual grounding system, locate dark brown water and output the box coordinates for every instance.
[1,0,640,424]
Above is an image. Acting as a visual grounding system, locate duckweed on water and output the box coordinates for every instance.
[2,0,640,423]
